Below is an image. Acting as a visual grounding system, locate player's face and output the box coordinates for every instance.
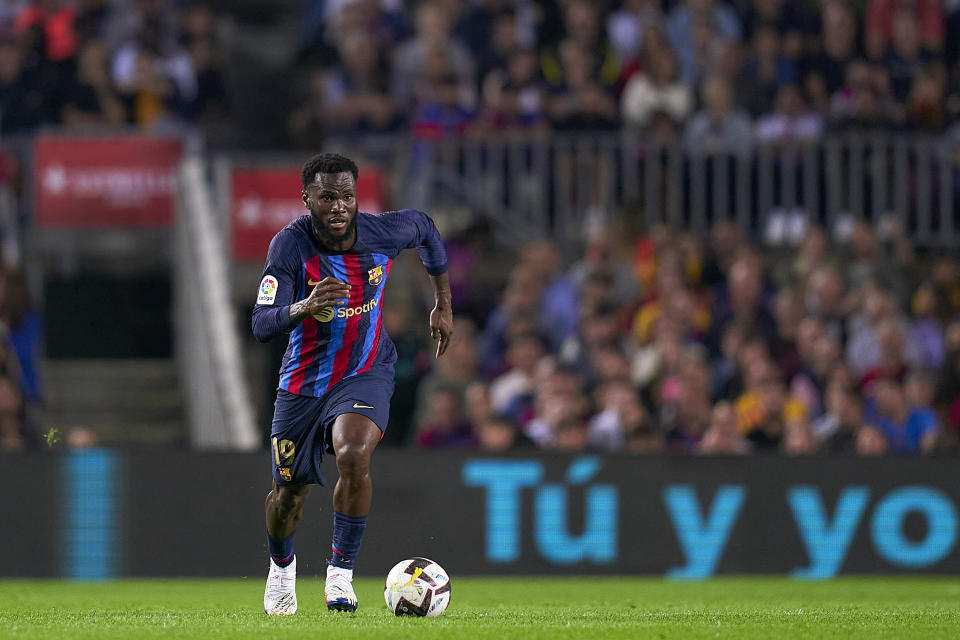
[302,171,359,247]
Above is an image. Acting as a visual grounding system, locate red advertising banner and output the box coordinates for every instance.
[231,166,384,261]
[34,136,183,227]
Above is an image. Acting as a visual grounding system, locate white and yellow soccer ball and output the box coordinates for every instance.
[384,557,451,617]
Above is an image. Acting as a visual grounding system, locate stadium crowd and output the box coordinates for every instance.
[2,0,960,142]
[387,217,960,456]
[1,0,959,456]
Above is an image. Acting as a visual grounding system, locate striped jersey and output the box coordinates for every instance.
[251,210,447,397]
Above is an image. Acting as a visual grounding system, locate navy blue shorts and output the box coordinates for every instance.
[269,368,394,487]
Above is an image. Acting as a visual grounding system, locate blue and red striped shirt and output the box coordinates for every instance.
[252,210,447,396]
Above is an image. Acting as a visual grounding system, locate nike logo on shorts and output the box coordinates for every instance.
[352,403,374,409]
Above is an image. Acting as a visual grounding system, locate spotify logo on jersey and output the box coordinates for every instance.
[314,297,379,323]
[314,307,336,322]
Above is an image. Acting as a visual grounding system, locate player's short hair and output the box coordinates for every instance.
[301,153,359,187]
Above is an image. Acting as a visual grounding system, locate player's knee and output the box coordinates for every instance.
[334,442,371,479]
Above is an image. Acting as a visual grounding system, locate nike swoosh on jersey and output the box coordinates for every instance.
[352,403,374,409]
[308,279,321,286]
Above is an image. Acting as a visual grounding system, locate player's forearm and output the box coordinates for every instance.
[288,299,313,325]
[430,272,452,309]
[252,305,295,342]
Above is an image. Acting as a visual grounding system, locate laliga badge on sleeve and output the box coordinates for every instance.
[258,275,279,305]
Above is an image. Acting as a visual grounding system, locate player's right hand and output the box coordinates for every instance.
[303,276,350,315]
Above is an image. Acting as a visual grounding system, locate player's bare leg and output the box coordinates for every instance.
[325,413,382,612]
[266,482,311,537]
[332,414,381,515]
[263,483,310,616]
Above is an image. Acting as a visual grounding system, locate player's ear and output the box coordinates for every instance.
[301,190,310,208]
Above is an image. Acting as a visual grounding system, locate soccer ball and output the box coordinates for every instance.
[384,557,451,617]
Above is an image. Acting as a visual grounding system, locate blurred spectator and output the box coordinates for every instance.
[802,0,858,103]
[828,59,894,130]
[908,282,947,371]
[606,0,663,65]
[667,0,741,86]
[542,0,620,89]
[415,317,480,427]
[411,42,476,139]
[457,1,535,73]
[735,358,808,451]
[478,45,549,133]
[740,25,797,116]
[524,367,586,449]
[708,253,776,355]
[620,45,691,130]
[467,4,522,83]
[112,18,197,128]
[804,265,847,342]
[662,352,712,452]
[475,414,529,452]
[866,0,944,59]
[321,30,399,136]
[414,387,477,448]
[858,319,911,396]
[698,401,751,454]
[489,332,544,419]
[181,3,227,122]
[906,68,945,130]
[567,226,638,306]
[866,376,938,453]
[884,9,941,105]
[392,2,475,111]
[587,378,652,452]
[546,40,618,130]
[790,334,842,418]
[382,303,428,447]
[559,303,622,378]
[683,75,753,156]
[61,39,126,127]
[478,265,542,376]
[754,85,822,143]
[845,282,899,376]
[812,384,863,453]
[519,241,578,352]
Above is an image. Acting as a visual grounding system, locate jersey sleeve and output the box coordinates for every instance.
[382,209,448,275]
[251,229,301,343]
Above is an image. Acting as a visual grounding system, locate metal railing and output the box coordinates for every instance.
[390,133,959,246]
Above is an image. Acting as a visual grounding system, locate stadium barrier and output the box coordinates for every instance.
[217,133,960,255]
[396,133,960,246]
[3,451,957,579]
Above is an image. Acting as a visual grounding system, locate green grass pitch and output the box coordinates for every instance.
[1,577,959,639]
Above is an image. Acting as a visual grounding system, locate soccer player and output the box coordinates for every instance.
[251,153,452,615]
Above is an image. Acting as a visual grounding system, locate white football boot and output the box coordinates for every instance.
[263,556,298,615]
[325,565,358,612]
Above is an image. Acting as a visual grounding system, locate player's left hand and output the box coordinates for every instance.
[430,305,453,359]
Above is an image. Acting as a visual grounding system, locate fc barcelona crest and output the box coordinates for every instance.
[368,265,384,285]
